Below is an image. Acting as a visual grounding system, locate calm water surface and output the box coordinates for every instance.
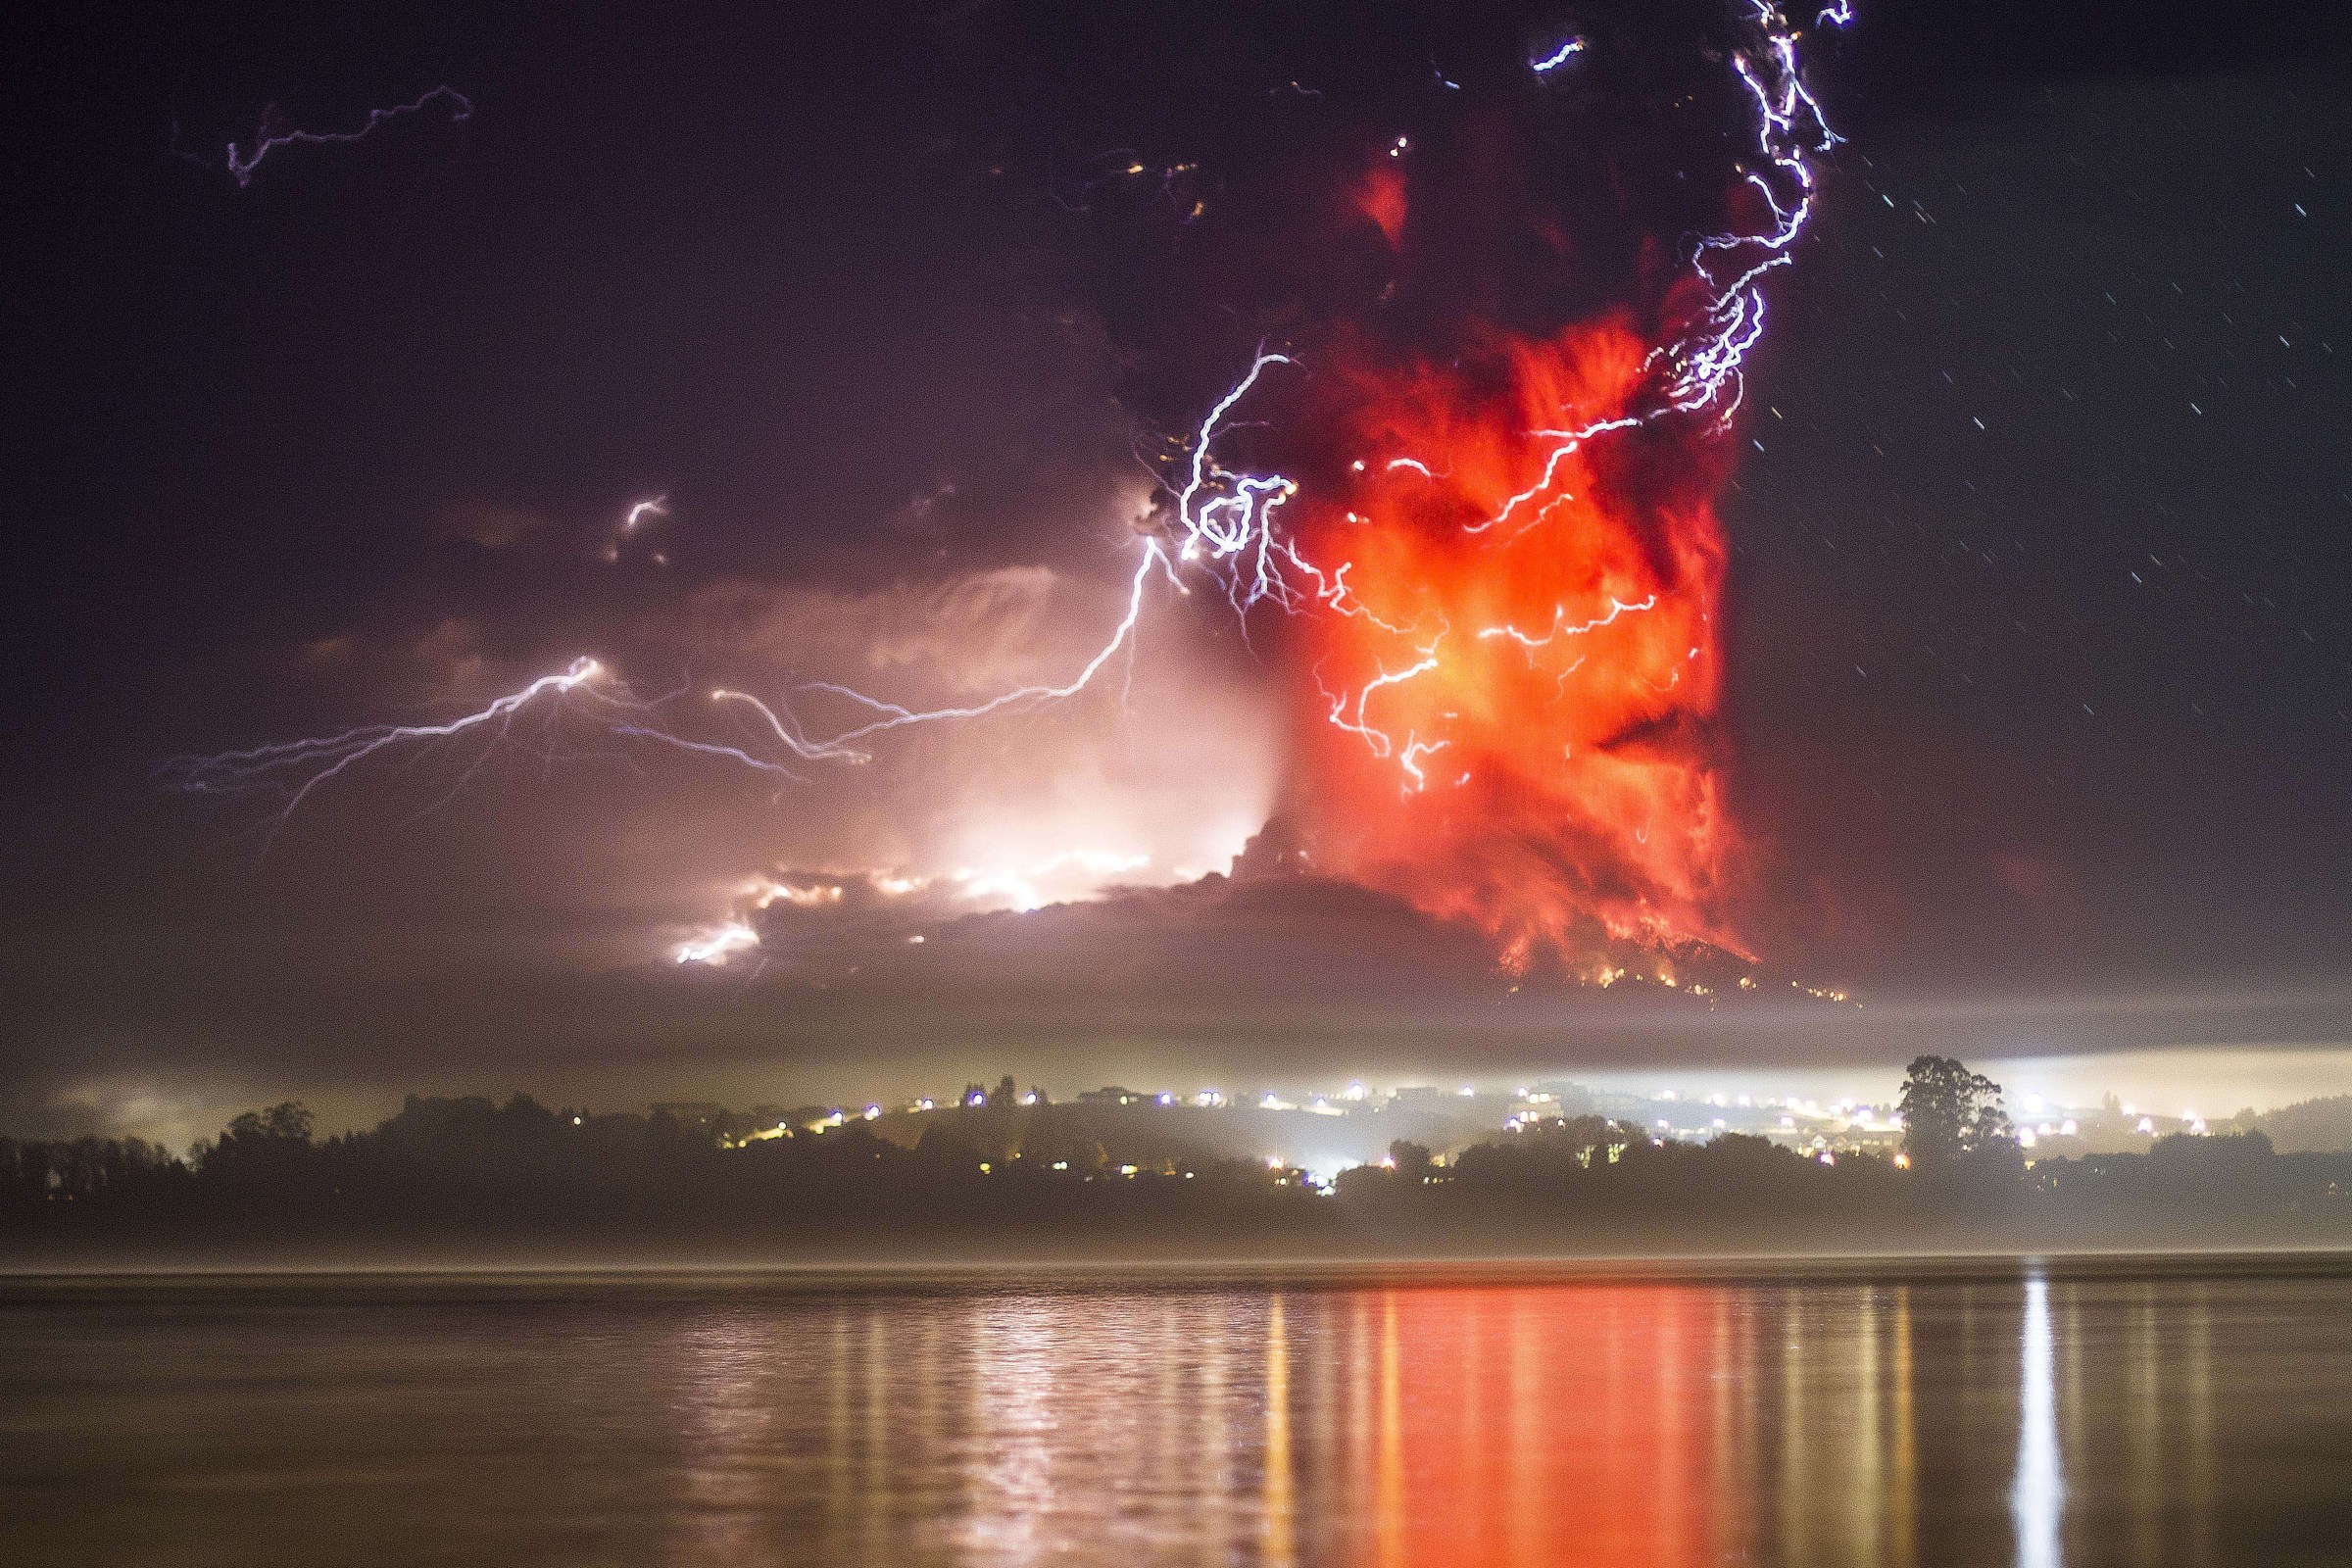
[4,1260,2350,1566]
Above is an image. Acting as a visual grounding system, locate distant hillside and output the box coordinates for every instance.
[2260,1095,2352,1153]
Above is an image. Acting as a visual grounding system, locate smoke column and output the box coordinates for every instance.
[1283,318,1744,975]
[1064,0,1848,974]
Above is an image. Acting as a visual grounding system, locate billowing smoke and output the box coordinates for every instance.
[1035,0,1840,971]
[1282,319,1743,973]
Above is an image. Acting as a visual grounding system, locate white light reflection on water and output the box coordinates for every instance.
[2013,1271,2066,1568]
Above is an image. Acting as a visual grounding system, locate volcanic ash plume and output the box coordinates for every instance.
[1066,1,1847,974]
[1283,318,1743,975]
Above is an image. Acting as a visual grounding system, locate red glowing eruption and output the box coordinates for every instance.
[1284,310,1748,974]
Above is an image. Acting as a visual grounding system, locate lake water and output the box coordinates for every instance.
[4,1259,2350,1566]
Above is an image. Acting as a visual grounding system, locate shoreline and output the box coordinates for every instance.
[10,1243,2352,1288]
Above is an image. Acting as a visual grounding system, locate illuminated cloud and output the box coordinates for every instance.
[674,563,1132,701]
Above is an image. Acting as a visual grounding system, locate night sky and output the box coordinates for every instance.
[6,0,2350,1141]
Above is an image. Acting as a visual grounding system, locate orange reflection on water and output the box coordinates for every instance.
[655,1278,1943,1566]
[1340,1284,1730,1567]
[642,1271,2299,1567]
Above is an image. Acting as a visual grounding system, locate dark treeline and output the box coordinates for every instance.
[7,1058,2351,1261]
[0,1093,1342,1256]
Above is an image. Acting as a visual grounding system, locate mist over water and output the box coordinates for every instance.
[5,1261,2349,1566]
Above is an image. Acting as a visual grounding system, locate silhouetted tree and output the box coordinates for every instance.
[1511,1114,1620,1158]
[2257,1094,2352,1152]
[1018,1105,1105,1171]
[225,1102,313,1145]
[1898,1057,2012,1166]
[192,1101,319,1201]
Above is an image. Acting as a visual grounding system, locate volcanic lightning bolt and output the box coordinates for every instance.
[162,659,612,844]
[179,2,1855,975]
[180,86,476,188]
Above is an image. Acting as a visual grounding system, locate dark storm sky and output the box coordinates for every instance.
[4,0,2349,1136]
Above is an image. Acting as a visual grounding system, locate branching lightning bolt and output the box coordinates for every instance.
[195,86,474,188]
[161,658,607,843]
